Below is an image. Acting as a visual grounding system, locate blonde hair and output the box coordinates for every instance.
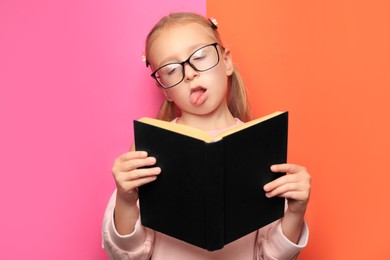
[145,12,252,122]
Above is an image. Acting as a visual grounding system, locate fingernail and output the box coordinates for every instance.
[146,157,156,163]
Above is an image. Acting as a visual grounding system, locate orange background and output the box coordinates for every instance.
[208,0,390,259]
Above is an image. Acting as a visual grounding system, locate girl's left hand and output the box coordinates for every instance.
[263,163,311,215]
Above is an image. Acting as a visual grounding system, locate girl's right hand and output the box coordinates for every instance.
[112,151,161,204]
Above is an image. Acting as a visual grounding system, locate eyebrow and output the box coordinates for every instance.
[156,42,212,68]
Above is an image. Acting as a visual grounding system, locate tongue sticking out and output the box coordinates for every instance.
[190,87,207,106]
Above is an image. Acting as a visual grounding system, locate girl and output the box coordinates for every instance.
[102,12,311,259]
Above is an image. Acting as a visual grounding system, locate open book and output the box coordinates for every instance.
[134,111,288,251]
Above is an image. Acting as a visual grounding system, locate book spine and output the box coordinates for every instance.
[204,141,225,251]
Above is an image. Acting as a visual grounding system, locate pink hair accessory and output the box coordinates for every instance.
[208,18,218,29]
[142,52,150,67]
[141,52,147,62]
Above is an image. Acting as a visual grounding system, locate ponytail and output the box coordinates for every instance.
[228,68,252,122]
[156,99,178,121]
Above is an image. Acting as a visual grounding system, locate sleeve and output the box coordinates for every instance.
[255,219,309,260]
[101,190,155,260]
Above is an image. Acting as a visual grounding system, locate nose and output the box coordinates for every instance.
[183,62,199,81]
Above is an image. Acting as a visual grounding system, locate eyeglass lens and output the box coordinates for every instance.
[154,44,219,89]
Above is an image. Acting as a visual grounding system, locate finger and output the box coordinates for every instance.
[115,167,161,191]
[113,151,148,172]
[265,182,300,198]
[127,167,161,181]
[121,156,157,172]
[119,151,148,162]
[116,166,161,182]
[270,163,306,174]
[265,179,310,201]
[120,175,159,191]
[267,190,309,202]
[113,154,157,174]
[264,174,297,192]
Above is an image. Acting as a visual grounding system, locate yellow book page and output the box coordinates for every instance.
[137,111,285,143]
[214,111,285,140]
[137,117,214,142]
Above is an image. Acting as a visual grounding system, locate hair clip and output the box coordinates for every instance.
[142,52,150,67]
[208,18,218,30]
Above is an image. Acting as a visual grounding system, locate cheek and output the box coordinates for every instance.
[207,66,229,89]
[164,88,185,102]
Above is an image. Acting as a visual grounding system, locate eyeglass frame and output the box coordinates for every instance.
[147,42,223,89]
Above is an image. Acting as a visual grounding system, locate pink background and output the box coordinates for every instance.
[0,0,205,259]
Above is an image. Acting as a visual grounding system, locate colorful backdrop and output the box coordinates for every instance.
[1,0,389,259]
[0,1,204,259]
[207,0,390,259]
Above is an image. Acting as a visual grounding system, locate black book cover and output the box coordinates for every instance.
[134,111,288,251]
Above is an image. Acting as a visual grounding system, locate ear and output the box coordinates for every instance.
[162,89,173,102]
[222,48,234,76]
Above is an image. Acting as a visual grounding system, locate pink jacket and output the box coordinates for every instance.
[102,192,308,260]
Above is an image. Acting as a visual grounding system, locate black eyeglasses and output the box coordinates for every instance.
[150,43,221,89]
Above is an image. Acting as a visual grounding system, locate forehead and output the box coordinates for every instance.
[148,23,215,66]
